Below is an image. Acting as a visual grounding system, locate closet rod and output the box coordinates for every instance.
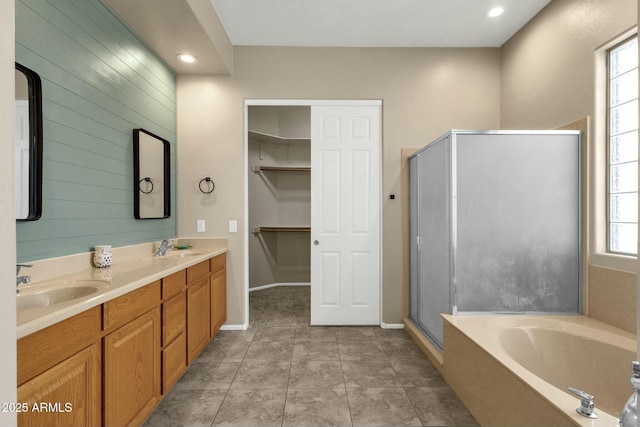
[254,226,311,233]
[252,166,311,172]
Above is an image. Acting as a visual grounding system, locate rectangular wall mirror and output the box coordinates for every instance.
[15,62,43,221]
[133,128,170,219]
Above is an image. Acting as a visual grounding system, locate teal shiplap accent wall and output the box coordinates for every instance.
[15,0,177,262]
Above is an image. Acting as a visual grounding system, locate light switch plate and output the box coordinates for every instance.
[197,219,205,233]
[229,220,237,233]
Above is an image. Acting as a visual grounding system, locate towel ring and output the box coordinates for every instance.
[139,177,154,194]
[199,177,215,194]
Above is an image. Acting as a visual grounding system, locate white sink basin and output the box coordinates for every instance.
[17,280,109,311]
[162,250,205,258]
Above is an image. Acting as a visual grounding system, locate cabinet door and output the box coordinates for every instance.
[18,343,100,427]
[103,308,160,427]
[187,278,210,364]
[210,268,226,338]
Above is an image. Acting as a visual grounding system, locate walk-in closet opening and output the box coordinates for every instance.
[247,106,312,327]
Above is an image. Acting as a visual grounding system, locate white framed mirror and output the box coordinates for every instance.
[15,62,43,221]
[133,128,170,219]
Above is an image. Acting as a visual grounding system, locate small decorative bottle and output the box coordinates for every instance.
[619,361,640,427]
[93,245,112,268]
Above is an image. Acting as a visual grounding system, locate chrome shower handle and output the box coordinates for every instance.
[568,387,598,419]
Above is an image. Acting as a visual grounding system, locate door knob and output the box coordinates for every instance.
[314,240,319,246]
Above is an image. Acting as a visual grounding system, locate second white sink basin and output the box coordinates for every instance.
[162,250,205,258]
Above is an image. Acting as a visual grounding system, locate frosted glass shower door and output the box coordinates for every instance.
[413,137,451,349]
[409,156,418,322]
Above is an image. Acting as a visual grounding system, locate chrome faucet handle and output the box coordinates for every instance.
[568,387,598,419]
[16,264,32,276]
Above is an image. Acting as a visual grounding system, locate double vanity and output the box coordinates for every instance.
[15,238,228,427]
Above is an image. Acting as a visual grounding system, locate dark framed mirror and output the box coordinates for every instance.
[15,62,43,221]
[133,128,170,219]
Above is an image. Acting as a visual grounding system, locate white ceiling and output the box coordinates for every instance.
[210,0,552,48]
[104,0,552,75]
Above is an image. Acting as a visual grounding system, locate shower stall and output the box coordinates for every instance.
[408,130,582,350]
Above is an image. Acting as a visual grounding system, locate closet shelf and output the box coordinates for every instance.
[248,130,310,145]
[252,165,310,172]
[252,226,311,233]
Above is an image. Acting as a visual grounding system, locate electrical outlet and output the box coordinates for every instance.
[197,219,205,233]
[229,220,237,233]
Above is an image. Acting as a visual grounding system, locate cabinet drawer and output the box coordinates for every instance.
[187,261,209,284]
[162,332,186,394]
[162,270,186,299]
[18,306,101,386]
[103,281,161,331]
[163,292,186,346]
[210,253,226,274]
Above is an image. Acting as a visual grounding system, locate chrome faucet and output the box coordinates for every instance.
[16,264,32,293]
[154,240,173,256]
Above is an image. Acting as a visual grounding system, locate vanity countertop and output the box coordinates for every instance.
[17,240,228,339]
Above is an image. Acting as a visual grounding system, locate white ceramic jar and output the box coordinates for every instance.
[93,245,112,268]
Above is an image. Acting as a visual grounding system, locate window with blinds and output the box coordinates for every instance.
[608,36,638,256]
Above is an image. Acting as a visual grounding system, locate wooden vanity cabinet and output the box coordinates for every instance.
[102,281,161,427]
[17,252,227,427]
[210,254,227,338]
[17,307,101,427]
[186,260,210,364]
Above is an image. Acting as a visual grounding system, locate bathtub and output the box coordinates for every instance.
[439,315,636,427]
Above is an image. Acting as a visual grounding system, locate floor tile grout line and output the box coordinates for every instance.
[400,382,425,426]
[210,328,255,427]
[337,337,356,427]
[280,328,295,427]
[208,387,229,427]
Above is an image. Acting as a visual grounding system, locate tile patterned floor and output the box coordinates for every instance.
[249,286,310,327]
[143,325,479,427]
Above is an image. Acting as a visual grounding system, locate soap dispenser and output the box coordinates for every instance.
[620,361,640,427]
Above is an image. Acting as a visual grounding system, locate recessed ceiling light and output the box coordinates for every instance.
[177,54,198,63]
[488,7,504,18]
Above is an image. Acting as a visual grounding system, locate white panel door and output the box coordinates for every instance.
[310,105,381,325]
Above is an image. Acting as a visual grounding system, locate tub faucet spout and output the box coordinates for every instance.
[568,387,598,419]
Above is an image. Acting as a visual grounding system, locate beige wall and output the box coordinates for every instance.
[177,47,501,325]
[501,0,638,333]
[501,0,637,129]
[1,0,17,423]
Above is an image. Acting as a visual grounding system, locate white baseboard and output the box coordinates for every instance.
[219,324,247,331]
[380,322,405,329]
[249,282,311,292]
